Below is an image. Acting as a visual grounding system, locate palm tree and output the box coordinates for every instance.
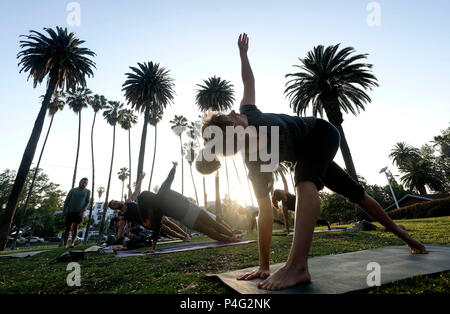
[389,142,422,168]
[122,62,175,184]
[195,76,235,219]
[170,115,188,195]
[66,87,93,188]
[184,141,199,205]
[398,158,440,195]
[285,44,378,181]
[148,107,164,190]
[97,187,105,201]
[11,91,65,249]
[0,27,95,251]
[119,109,138,190]
[118,167,130,201]
[284,44,378,219]
[84,94,107,244]
[98,101,124,237]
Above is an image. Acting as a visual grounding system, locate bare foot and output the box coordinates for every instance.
[257,265,311,291]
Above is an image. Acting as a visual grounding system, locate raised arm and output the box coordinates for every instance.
[129,173,145,202]
[159,162,178,194]
[238,33,255,106]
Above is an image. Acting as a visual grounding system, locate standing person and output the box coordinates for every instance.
[197,33,427,291]
[272,167,331,233]
[62,178,90,248]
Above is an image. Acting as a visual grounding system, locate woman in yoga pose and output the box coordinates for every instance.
[108,162,242,251]
[272,167,331,233]
[196,33,427,291]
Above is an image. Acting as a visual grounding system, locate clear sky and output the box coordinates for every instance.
[0,0,449,207]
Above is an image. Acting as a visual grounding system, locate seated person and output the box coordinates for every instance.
[108,161,242,251]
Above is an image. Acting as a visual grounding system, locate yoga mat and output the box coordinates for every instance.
[273,228,348,236]
[0,250,45,259]
[116,239,256,257]
[208,244,450,294]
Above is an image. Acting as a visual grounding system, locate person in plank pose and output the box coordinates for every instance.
[111,172,191,245]
[196,33,427,291]
[272,166,331,234]
[108,161,242,252]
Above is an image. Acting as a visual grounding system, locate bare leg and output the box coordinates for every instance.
[63,224,71,248]
[163,217,190,240]
[162,224,188,240]
[282,207,290,234]
[357,192,427,254]
[193,211,240,242]
[258,181,318,291]
[116,217,127,238]
[71,224,79,247]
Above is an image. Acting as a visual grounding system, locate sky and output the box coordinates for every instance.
[0,0,449,208]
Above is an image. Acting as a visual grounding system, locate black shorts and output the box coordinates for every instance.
[294,119,365,204]
[65,212,82,226]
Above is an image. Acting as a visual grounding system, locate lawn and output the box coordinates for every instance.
[0,216,449,294]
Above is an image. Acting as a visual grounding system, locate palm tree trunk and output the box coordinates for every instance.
[322,93,368,220]
[148,124,158,191]
[242,158,255,207]
[215,170,222,220]
[136,104,151,181]
[179,135,184,195]
[84,111,97,245]
[189,164,199,205]
[121,181,124,202]
[11,114,55,250]
[0,76,57,251]
[72,112,82,188]
[128,129,132,190]
[99,125,116,237]
[224,158,230,199]
[203,176,207,209]
[232,157,246,206]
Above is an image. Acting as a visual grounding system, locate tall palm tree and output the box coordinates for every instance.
[389,142,422,168]
[118,167,130,201]
[148,107,164,190]
[170,115,188,195]
[11,91,65,249]
[398,158,440,195]
[184,141,199,205]
[284,44,378,181]
[66,87,93,188]
[122,62,175,184]
[119,109,138,190]
[84,94,107,244]
[98,101,124,237]
[0,27,95,251]
[195,76,235,218]
[284,44,378,219]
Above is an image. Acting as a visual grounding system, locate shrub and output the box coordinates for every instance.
[387,197,450,220]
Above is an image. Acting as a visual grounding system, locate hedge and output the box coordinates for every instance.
[387,197,450,220]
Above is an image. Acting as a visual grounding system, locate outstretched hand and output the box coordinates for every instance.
[238,33,249,53]
[172,161,178,167]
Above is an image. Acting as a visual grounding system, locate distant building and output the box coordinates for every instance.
[384,193,449,212]
[86,202,116,225]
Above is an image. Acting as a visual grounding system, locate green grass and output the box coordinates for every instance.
[0,216,449,294]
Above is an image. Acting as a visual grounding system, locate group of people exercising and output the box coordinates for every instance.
[63,33,427,291]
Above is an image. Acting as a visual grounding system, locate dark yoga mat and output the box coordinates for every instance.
[116,239,255,257]
[208,244,450,294]
[273,227,348,236]
[0,250,45,258]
